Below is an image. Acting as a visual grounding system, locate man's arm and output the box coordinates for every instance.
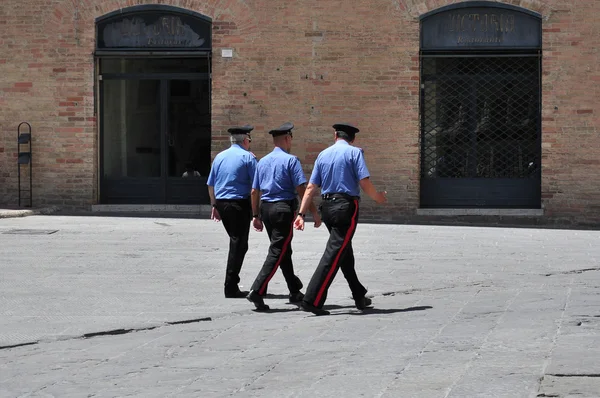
[251,188,261,217]
[296,183,321,227]
[359,178,387,204]
[251,188,263,232]
[208,186,216,206]
[296,184,315,213]
[294,183,319,230]
[298,183,318,214]
[208,186,221,222]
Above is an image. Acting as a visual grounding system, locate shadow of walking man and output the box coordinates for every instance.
[331,305,433,316]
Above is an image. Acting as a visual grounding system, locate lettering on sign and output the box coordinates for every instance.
[100,15,208,48]
[447,13,515,44]
[420,6,541,50]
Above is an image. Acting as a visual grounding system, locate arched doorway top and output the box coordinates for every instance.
[420,1,542,51]
[96,4,212,23]
[420,1,541,20]
[96,5,212,51]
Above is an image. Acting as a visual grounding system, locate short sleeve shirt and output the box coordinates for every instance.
[309,140,369,197]
[253,147,306,201]
[207,144,257,199]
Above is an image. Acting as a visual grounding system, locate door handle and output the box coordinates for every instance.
[167,132,174,147]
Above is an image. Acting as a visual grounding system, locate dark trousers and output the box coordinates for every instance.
[215,198,251,291]
[304,197,367,308]
[250,200,303,296]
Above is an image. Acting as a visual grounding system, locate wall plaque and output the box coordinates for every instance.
[420,2,541,50]
[97,8,211,50]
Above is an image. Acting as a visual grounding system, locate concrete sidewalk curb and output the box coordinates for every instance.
[0,206,61,219]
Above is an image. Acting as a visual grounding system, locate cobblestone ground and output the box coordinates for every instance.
[1,215,599,397]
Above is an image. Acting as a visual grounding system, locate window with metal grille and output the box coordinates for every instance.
[421,55,540,180]
[419,53,542,208]
[418,2,542,209]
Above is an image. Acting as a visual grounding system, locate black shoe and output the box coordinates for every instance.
[224,288,248,299]
[300,301,330,316]
[354,296,372,310]
[246,290,270,311]
[289,291,305,303]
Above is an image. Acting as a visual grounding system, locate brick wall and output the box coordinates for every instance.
[0,0,598,221]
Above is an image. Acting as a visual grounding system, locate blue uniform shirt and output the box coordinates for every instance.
[309,140,370,197]
[253,147,306,202]
[207,144,257,199]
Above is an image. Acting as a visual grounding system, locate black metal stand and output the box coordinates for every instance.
[17,122,32,208]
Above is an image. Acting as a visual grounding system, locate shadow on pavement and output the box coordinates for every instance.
[334,305,433,316]
[264,294,290,299]
[323,304,356,310]
[259,307,301,314]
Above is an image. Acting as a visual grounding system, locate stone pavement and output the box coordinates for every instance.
[0,207,59,219]
[0,215,599,397]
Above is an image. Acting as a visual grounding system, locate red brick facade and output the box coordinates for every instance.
[0,0,598,221]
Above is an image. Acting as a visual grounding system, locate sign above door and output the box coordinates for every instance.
[96,5,212,51]
[420,1,541,50]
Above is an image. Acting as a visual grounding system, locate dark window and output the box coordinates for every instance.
[419,2,542,208]
[421,56,540,179]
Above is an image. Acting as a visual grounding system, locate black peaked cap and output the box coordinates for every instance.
[227,124,254,134]
[333,123,359,135]
[269,122,294,137]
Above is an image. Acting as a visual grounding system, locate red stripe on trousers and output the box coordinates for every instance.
[258,221,294,295]
[313,199,359,306]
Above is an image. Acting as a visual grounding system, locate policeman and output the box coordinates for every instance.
[207,124,257,298]
[246,122,321,311]
[294,123,387,315]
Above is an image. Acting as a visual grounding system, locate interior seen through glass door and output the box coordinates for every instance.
[102,79,161,178]
[167,79,211,179]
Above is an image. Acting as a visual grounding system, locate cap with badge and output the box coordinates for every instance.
[269,122,294,137]
[333,123,359,136]
[227,124,254,134]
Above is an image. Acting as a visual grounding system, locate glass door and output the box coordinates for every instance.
[165,79,211,204]
[101,79,163,204]
[99,57,211,204]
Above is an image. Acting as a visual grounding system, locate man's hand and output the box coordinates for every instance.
[252,217,263,232]
[293,215,305,231]
[374,191,388,204]
[312,211,322,228]
[211,207,221,222]
[359,178,388,205]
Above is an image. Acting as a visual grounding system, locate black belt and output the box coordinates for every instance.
[216,197,250,202]
[321,193,360,201]
[261,199,298,206]
[263,198,297,205]
[262,198,298,209]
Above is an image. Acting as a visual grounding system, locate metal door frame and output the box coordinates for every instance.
[97,55,211,204]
